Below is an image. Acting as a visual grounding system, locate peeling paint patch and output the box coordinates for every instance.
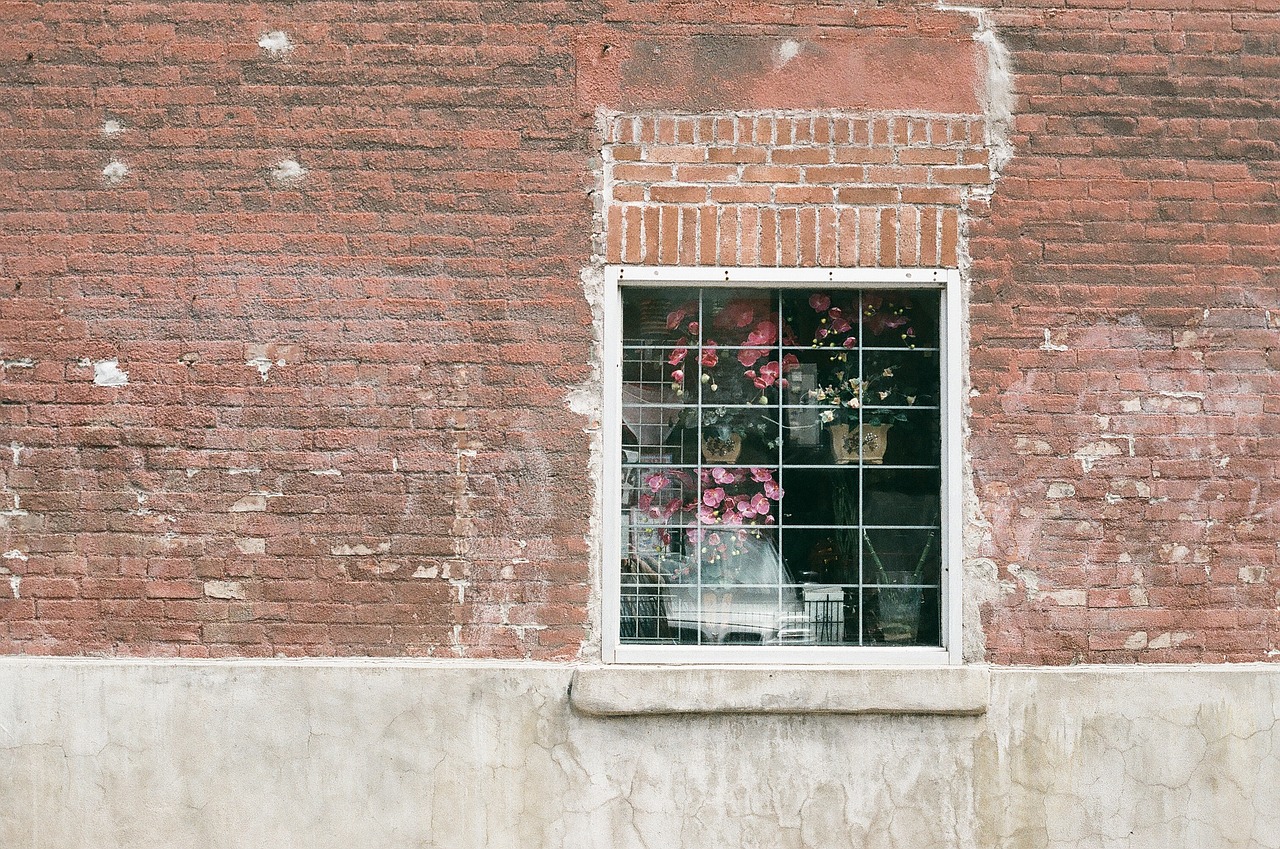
[0,358,34,370]
[102,119,125,137]
[204,580,245,600]
[101,159,129,185]
[309,469,342,477]
[412,564,439,579]
[1240,565,1267,584]
[92,359,129,387]
[9,443,21,466]
[2,550,27,562]
[1039,329,1068,352]
[229,492,280,513]
[1046,482,1075,499]
[245,343,302,381]
[258,31,292,57]
[235,537,266,555]
[331,541,391,556]
[1124,631,1148,650]
[271,158,306,184]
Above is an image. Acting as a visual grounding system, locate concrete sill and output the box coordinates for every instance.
[569,665,989,717]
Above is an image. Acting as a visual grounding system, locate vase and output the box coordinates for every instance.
[828,423,891,465]
[701,433,742,463]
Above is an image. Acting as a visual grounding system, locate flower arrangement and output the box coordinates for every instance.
[805,292,918,348]
[663,299,799,448]
[633,466,785,581]
[808,363,917,428]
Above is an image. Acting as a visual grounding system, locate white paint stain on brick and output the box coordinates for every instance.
[2,550,27,562]
[235,537,266,555]
[92,359,129,387]
[1046,482,1075,499]
[271,158,306,184]
[412,564,438,579]
[309,469,342,477]
[204,580,245,600]
[102,159,129,185]
[0,358,34,370]
[331,542,391,556]
[9,443,20,466]
[1240,566,1267,584]
[102,119,125,137]
[229,492,280,513]
[773,39,801,69]
[1040,329,1068,352]
[1124,631,1148,650]
[258,31,292,57]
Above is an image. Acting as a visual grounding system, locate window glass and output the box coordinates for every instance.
[620,285,943,648]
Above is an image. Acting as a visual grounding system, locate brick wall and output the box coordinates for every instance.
[969,2,1280,662]
[2,0,1277,662]
[601,113,987,267]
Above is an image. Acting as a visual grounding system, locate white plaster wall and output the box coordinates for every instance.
[1,660,1277,848]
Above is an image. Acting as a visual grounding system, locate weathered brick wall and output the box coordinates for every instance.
[0,1,602,658]
[969,1,1280,662]
[2,0,1277,662]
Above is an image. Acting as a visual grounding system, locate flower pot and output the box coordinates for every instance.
[874,572,922,644]
[701,433,742,463]
[828,423,891,465]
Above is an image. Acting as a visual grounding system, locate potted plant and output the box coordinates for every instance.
[802,293,922,464]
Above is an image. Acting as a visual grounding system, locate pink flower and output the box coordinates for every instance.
[764,480,783,500]
[658,530,671,546]
[699,342,718,368]
[707,532,721,547]
[702,487,726,507]
[668,344,687,366]
[750,468,774,483]
[756,361,780,388]
[698,505,719,524]
[809,293,831,312]
[749,494,770,515]
[687,321,699,334]
[843,337,856,349]
[711,467,737,484]
[714,300,757,330]
[637,493,653,512]
[662,497,682,519]
[782,353,800,371]
[737,347,766,368]
[666,304,694,330]
[671,369,684,383]
[646,473,669,492]
[746,320,778,347]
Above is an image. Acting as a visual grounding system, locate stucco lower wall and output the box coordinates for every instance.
[2,660,1277,848]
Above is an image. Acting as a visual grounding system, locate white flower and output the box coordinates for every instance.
[820,410,835,424]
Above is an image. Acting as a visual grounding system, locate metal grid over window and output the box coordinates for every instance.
[603,267,962,664]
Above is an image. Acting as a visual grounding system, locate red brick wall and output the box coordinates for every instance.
[970,2,1280,662]
[2,0,1277,662]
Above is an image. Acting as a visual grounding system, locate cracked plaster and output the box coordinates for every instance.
[2,661,1279,849]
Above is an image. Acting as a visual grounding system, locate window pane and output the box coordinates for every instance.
[619,283,944,649]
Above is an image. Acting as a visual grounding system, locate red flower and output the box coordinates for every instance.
[809,293,831,312]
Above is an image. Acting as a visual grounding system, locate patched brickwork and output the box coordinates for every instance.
[601,113,988,267]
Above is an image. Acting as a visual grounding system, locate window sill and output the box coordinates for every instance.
[569,665,989,717]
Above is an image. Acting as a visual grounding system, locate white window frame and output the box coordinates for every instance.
[602,265,963,665]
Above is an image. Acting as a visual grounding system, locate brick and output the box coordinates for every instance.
[837,186,900,205]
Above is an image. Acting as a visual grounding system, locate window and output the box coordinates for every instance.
[603,267,961,664]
